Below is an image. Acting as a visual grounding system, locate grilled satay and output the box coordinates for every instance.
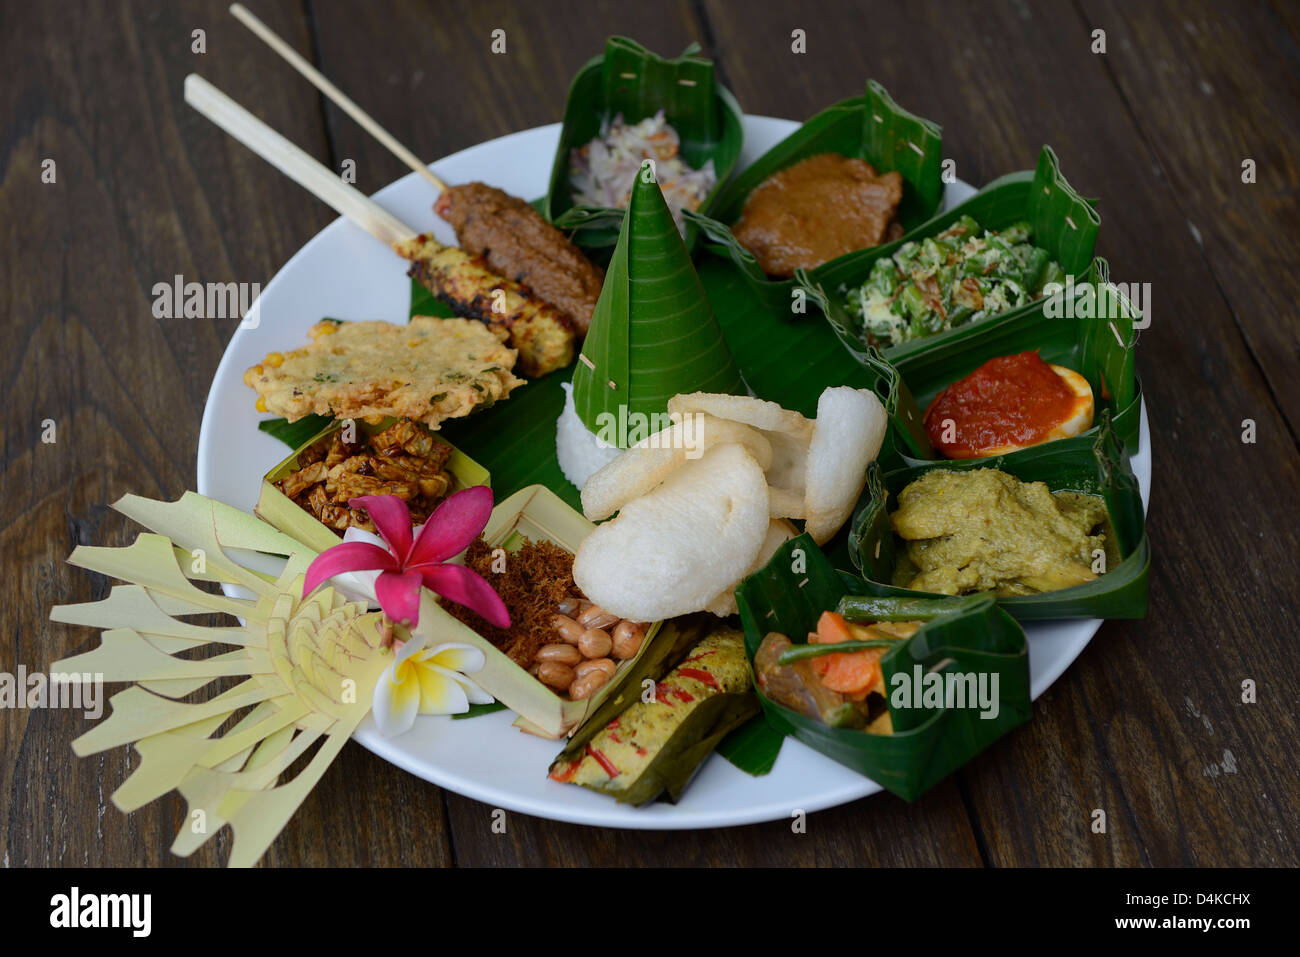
[434,182,603,335]
[393,234,576,378]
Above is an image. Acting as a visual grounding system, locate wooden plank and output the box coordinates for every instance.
[9,0,1296,869]
[305,0,709,193]
[1080,0,1300,436]
[0,0,451,866]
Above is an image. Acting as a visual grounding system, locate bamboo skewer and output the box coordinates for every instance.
[184,73,575,378]
[183,73,415,247]
[229,3,448,193]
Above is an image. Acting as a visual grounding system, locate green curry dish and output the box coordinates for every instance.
[843,216,1065,348]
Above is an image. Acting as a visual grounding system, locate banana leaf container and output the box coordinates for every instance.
[549,619,759,805]
[852,258,1143,466]
[803,145,1100,365]
[544,36,744,253]
[734,534,1031,802]
[688,79,945,313]
[849,417,1150,621]
[256,417,490,553]
[419,484,664,740]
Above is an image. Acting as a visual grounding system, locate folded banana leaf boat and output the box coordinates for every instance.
[735,534,1031,801]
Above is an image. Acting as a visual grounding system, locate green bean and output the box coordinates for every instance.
[776,639,899,665]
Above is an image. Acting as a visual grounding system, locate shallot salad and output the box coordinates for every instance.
[570,109,717,234]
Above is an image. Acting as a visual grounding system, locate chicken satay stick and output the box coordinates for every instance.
[228,3,603,334]
[183,74,574,376]
[229,3,447,193]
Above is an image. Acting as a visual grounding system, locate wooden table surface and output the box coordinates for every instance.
[4,0,1297,868]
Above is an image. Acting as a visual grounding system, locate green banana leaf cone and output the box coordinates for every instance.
[572,162,746,439]
[735,534,1031,802]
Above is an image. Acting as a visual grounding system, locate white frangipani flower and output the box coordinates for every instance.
[372,635,493,737]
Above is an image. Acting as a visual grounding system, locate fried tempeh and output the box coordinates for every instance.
[275,420,456,533]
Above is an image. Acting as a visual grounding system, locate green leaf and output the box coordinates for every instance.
[689,79,945,313]
[848,414,1150,620]
[715,714,783,776]
[451,702,508,720]
[257,414,334,450]
[409,277,458,319]
[571,167,745,437]
[544,36,745,252]
[734,535,1031,801]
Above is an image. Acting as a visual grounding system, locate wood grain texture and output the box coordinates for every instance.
[1081,0,1300,436]
[0,0,454,867]
[441,782,984,867]
[2,0,1296,868]
[305,0,709,197]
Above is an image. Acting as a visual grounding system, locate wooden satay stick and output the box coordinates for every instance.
[229,3,448,194]
[183,73,420,249]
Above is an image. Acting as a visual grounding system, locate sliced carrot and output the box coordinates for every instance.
[811,649,884,699]
[816,611,855,645]
[812,611,884,699]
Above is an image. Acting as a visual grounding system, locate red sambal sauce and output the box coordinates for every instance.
[923,351,1075,458]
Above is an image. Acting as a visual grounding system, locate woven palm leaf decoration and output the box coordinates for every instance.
[49,492,394,867]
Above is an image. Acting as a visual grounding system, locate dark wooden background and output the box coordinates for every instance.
[3,0,1297,867]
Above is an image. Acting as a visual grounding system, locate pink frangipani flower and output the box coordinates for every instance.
[302,487,509,631]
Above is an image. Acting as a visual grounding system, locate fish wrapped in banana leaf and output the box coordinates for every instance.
[548,626,757,805]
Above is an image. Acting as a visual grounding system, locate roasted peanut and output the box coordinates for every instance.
[552,614,585,644]
[578,628,612,659]
[577,603,620,630]
[536,643,583,666]
[611,620,645,659]
[537,661,577,690]
[568,669,610,700]
[557,597,582,617]
[576,657,616,680]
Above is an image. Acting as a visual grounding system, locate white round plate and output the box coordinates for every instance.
[198,116,1150,829]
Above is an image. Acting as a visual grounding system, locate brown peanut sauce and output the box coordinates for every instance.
[732,153,904,278]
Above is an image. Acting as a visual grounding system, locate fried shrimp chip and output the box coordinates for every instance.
[580,415,772,521]
[803,387,887,544]
[574,444,770,621]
